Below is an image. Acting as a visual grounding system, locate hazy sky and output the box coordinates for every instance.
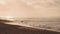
[0,0,60,18]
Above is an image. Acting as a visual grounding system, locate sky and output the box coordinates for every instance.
[0,0,60,18]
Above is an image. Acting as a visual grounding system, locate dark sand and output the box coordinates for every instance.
[0,22,60,34]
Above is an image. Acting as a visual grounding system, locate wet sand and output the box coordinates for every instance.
[0,22,60,34]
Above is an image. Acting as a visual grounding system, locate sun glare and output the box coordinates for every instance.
[0,16,14,19]
[0,16,15,21]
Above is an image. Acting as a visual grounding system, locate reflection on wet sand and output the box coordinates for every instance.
[0,22,60,34]
[0,17,60,32]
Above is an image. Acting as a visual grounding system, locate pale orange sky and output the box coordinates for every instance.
[0,0,60,18]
